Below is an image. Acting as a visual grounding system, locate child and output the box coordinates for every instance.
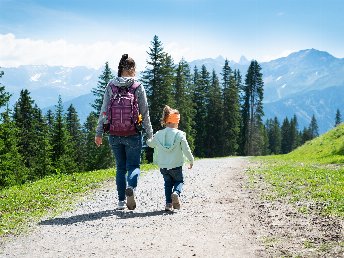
[147,105,194,211]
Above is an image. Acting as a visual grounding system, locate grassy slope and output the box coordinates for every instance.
[0,164,157,237]
[251,123,344,217]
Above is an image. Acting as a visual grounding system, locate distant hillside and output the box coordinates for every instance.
[286,123,344,163]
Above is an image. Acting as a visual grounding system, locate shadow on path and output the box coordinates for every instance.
[39,209,171,226]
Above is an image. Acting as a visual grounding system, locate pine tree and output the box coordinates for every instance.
[0,77,27,187]
[222,60,240,156]
[335,109,342,127]
[51,96,77,173]
[205,70,224,157]
[260,124,270,155]
[0,69,11,108]
[0,108,28,187]
[31,105,54,178]
[83,112,114,171]
[90,63,115,170]
[290,115,300,150]
[174,59,196,151]
[161,53,176,108]
[281,117,290,154]
[141,35,166,132]
[91,62,114,115]
[234,69,246,155]
[192,65,210,157]
[301,126,312,144]
[266,117,281,154]
[308,114,319,139]
[13,89,48,180]
[66,104,85,171]
[242,61,264,155]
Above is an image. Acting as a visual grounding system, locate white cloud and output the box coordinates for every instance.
[0,33,149,70]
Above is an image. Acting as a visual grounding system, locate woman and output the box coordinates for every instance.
[95,54,153,210]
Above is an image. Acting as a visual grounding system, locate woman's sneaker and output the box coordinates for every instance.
[171,192,181,209]
[125,187,136,210]
[165,203,173,212]
[117,201,126,210]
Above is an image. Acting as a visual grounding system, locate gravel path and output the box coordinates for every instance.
[0,157,266,258]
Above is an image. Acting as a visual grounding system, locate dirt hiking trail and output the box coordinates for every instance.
[1,157,343,257]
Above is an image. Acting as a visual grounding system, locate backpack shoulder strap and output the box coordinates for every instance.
[108,82,119,95]
[129,81,141,93]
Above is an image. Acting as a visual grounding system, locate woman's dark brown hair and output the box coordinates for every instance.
[118,54,136,77]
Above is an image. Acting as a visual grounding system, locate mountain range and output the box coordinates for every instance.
[1,49,343,134]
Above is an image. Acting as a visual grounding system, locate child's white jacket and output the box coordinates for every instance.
[146,127,194,169]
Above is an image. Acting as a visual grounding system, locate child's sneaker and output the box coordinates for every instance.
[125,187,136,210]
[171,192,181,210]
[165,203,173,212]
[117,200,126,210]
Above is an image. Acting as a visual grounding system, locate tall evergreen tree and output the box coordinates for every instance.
[0,108,28,187]
[0,69,11,108]
[308,114,319,139]
[222,60,240,156]
[141,35,166,132]
[281,117,291,154]
[45,109,54,129]
[234,69,246,155]
[301,126,312,144]
[205,70,224,157]
[335,109,342,127]
[90,63,114,168]
[0,77,27,187]
[51,96,77,173]
[83,112,114,171]
[290,115,300,150]
[13,89,51,180]
[192,65,210,157]
[91,62,114,115]
[31,105,54,178]
[266,117,281,154]
[174,59,196,151]
[66,104,85,171]
[242,60,264,155]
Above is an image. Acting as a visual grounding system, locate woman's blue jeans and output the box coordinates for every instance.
[160,166,184,204]
[108,134,142,201]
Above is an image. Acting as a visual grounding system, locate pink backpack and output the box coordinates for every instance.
[104,82,140,136]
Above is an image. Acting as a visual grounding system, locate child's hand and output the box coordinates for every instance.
[188,163,193,169]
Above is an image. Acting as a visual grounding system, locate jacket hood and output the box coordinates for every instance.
[155,128,182,153]
[111,77,135,87]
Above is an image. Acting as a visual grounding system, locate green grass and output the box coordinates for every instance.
[250,123,344,217]
[0,163,157,237]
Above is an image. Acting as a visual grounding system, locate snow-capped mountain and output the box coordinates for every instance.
[188,49,344,133]
[261,49,344,103]
[1,65,101,108]
[1,49,343,133]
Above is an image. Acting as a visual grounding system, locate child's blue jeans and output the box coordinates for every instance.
[160,166,184,204]
[109,134,142,201]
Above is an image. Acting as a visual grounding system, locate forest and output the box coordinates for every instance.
[1,35,339,188]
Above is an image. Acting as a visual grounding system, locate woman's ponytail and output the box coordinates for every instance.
[117,54,135,77]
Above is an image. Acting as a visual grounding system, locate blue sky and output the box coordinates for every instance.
[0,0,343,69]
